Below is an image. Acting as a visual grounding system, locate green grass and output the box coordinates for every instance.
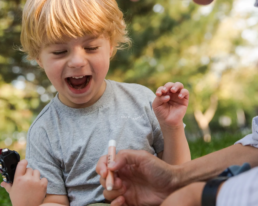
[0,177,11,206]
[189,132,244,159]
[0,132,245,205]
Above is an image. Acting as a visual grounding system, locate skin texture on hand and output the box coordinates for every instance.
[96,150,181,206]
[153,82,189,129]
[1,159,48,206]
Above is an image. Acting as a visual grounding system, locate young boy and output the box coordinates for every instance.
[1,0,190,205]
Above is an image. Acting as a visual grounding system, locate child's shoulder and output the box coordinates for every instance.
[28,99,55,135]
[108,80,155,98]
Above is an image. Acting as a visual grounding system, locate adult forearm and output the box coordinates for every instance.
[178,144,258,187]
[162,123,191,165]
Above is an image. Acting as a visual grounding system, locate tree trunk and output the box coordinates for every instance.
[194,95,218,142]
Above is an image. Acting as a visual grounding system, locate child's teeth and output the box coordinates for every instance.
[72,76,84,79]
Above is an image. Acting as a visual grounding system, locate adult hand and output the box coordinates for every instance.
[96,150,181,206]
[1,159,48,206]
[153,82,189,128]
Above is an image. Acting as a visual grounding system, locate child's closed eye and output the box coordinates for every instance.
[85,47,99,51]
[52,50,67,55]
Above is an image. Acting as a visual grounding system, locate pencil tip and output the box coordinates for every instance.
[107,186,113,191]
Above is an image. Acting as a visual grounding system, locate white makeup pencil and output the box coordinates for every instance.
[106,140,116,191]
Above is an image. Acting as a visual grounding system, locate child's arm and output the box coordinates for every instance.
[1,160,69,206]
[1,159,48,206]
[40,194,69,206]
[152,82,191,165]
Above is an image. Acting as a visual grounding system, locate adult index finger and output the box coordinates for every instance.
[108,150,152,171]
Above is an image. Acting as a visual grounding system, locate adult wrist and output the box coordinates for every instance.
[169,164,185,190]
[201,177,228,206]
[201,162,251,206]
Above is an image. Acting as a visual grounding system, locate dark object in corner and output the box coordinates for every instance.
[0,148,20,183]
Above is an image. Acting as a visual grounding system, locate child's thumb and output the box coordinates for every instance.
[152,95,170,110]
[1,181,11,193]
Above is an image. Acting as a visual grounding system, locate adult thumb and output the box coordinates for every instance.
[1,181,12,193]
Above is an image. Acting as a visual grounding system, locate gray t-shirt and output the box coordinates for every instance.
[26,80,164,206]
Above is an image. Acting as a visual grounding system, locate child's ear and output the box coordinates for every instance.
[110,46,114,57]
[36,58,43,68]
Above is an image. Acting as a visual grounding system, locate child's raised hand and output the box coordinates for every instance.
[152,82,189,128]
[1,159,48,206]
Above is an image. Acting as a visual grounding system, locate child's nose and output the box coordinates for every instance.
[67,48,87,69]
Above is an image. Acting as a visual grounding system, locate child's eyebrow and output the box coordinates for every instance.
[44,42,66,48]
[82,36,99,43]
[44,36,99,48]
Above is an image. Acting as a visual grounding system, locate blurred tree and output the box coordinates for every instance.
[0,0,53,114]
[110,0,237,140]
[0,76,36,133]
[0,0,45,140]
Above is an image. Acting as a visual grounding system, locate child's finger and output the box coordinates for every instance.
[1,181,12,193]
[40,177,48,188]
[110,196,126,206]
[25,167,33,176]
[155,86,167,96]
[163,82,175,90]
[170,82,184,93]
[33,169,41,179]
[14,159,28,180]
[96,155,108,178]
[152,94,170,109]
[178,88,189,100]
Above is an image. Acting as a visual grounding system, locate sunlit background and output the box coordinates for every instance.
[1,0,258,204]
[1,0,258,154]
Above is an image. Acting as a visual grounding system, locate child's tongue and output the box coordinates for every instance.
[68,76,89,89]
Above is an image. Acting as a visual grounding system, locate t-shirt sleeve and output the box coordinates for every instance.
[144,87,164,154]
[235,116,258,148]
[26,127,67,195]
[217,167,258,206]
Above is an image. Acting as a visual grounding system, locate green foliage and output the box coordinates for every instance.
[1,0,257,137]
[110,0,241,136]
[189,132,244,159]
[0,176,11,206]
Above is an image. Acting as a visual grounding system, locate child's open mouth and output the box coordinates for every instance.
[66,75,92,90]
